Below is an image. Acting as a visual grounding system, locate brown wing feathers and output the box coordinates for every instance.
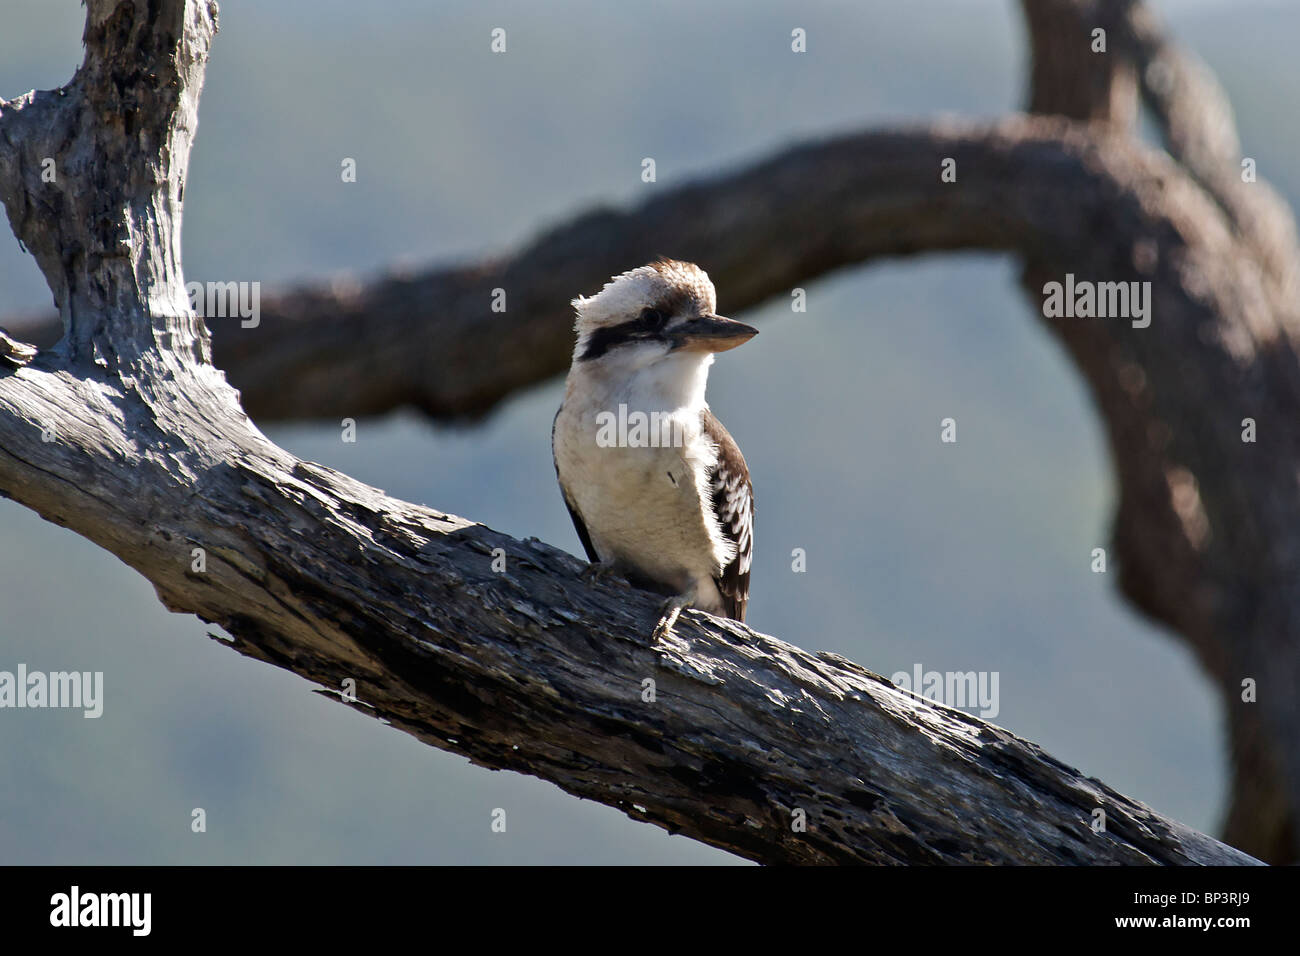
[702,409,753,622]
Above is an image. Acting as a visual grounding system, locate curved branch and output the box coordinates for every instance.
[1021,0,1300,296]
[1019,0,1300,862]
[1126,7,1300,298]
[15,120,1129,423]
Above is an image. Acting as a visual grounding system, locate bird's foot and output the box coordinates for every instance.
[651,594,693,647]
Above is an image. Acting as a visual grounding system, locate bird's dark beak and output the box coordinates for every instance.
[670,314,759,354]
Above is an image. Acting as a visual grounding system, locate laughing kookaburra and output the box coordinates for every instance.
[552,259,757,642]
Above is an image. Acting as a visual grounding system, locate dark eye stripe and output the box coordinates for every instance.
[580,310,672,360]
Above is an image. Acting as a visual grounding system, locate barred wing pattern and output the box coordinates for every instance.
[702,408,753,622]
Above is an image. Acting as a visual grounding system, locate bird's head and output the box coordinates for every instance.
[570,259,758,371]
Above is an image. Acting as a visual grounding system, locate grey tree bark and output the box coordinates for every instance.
[0,0,1279,864]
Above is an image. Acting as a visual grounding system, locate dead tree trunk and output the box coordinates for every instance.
[0,0,1278,865]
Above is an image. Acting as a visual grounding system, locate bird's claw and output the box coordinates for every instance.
[651,595,689,647]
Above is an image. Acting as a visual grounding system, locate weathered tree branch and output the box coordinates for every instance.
[0,0,1269,864]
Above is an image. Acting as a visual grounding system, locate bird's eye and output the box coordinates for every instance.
[640,307,667,329]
